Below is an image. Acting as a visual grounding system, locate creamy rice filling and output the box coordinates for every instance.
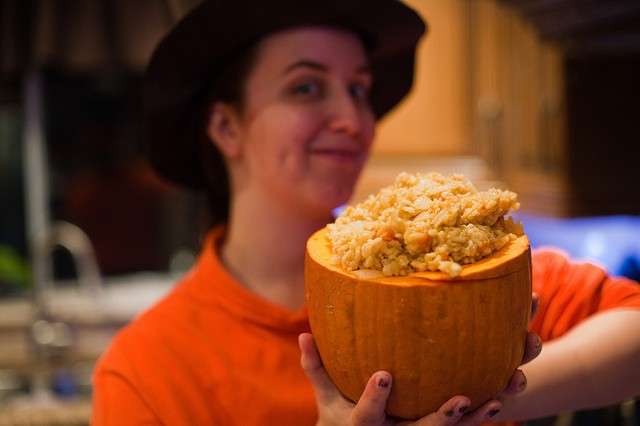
[327,172,523,277]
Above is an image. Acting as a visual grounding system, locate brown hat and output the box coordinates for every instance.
[143,0,426,190]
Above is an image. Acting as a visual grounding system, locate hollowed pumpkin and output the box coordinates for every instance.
[305,227,532,419]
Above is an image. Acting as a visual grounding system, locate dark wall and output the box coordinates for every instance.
[566,53,640,216]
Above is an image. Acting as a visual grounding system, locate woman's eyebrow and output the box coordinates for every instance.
[282,60,371,76]
[283,60,327,74]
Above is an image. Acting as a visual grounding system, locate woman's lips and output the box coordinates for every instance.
[310,148,362,163]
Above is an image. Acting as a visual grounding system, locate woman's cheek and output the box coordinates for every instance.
[362,116,376,149]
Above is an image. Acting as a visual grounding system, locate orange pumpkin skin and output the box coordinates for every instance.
[305,228,532,419]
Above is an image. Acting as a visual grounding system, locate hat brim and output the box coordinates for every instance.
[143,0,427,189]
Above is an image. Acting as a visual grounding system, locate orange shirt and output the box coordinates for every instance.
[91,229,640,425]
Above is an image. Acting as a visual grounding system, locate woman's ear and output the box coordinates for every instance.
[205,102,243,159]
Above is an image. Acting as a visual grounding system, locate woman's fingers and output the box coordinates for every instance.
[522,332,542,364]
[301,331,524,426]
[405,396,470,426]
[531,292,540,320]
[457,399,503,426]
[299,333,339,404]
[350,372,393,425]
[498,368,527,396]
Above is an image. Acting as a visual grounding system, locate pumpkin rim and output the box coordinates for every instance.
[307,227,530,283]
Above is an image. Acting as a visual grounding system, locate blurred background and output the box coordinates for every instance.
[0,0,639,424]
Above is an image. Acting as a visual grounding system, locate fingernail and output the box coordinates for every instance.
[458,405,469,414]
[487,409,500,418]
[377,376,389,388]
[518,374,527,392]
[445,409,454,417]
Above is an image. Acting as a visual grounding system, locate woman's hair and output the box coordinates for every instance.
[199,43,261,226]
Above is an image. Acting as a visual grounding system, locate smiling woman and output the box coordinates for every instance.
[90,1,640,425]
[92,1,458,424]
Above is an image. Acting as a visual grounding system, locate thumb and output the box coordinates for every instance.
[350,371,392,426]
[299,333,339,404]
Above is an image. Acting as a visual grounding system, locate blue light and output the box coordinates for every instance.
[516,214,640,281]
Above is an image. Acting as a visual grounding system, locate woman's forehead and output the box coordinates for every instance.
[252,26,371,74]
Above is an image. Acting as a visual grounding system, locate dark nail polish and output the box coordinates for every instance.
[445,409,454,417]
[487,409,500,418]
[518,375,528,391]
[458,405,469,414]
[377,377,389,388]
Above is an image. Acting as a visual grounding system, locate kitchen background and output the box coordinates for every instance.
[0,0,639,424]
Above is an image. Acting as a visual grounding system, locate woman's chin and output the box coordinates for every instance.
[306,182,355,215]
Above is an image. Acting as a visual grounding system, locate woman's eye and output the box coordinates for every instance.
[349,83,370,101]
[291,81,323,98]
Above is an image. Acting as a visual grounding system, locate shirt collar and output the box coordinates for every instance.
[180,226,310,333]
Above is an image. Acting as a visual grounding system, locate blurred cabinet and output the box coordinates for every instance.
[355,1,488,203]
[13,0,171,72]
[468,1,570,216]
[375,0,472,156]
[359,0,571,216]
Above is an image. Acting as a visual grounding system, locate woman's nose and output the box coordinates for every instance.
[327,91,365,137]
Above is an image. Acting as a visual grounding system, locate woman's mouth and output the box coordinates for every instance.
[310,148,362,163]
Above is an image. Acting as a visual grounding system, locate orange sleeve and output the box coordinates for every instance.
[529,249,640,341]
[91,370,161,426]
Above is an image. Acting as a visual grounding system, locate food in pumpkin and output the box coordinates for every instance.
[304,172,531,419]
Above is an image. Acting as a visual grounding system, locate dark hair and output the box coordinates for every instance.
[198,43,261,226]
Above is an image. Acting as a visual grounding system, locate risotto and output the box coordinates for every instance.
[327,172,524,277]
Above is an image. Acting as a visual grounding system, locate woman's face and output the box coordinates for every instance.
[215,27,376,219]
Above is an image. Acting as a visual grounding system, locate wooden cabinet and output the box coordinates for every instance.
[355,1,489,202]
[468,0,570,216]
[357,0,570,216]
[374,0,472,156]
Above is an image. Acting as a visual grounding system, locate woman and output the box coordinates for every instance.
[92,1,640,425]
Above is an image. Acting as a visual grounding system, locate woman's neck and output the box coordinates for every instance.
[220,190,331,311]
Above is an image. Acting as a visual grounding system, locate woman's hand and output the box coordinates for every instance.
[299,332,541,426]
